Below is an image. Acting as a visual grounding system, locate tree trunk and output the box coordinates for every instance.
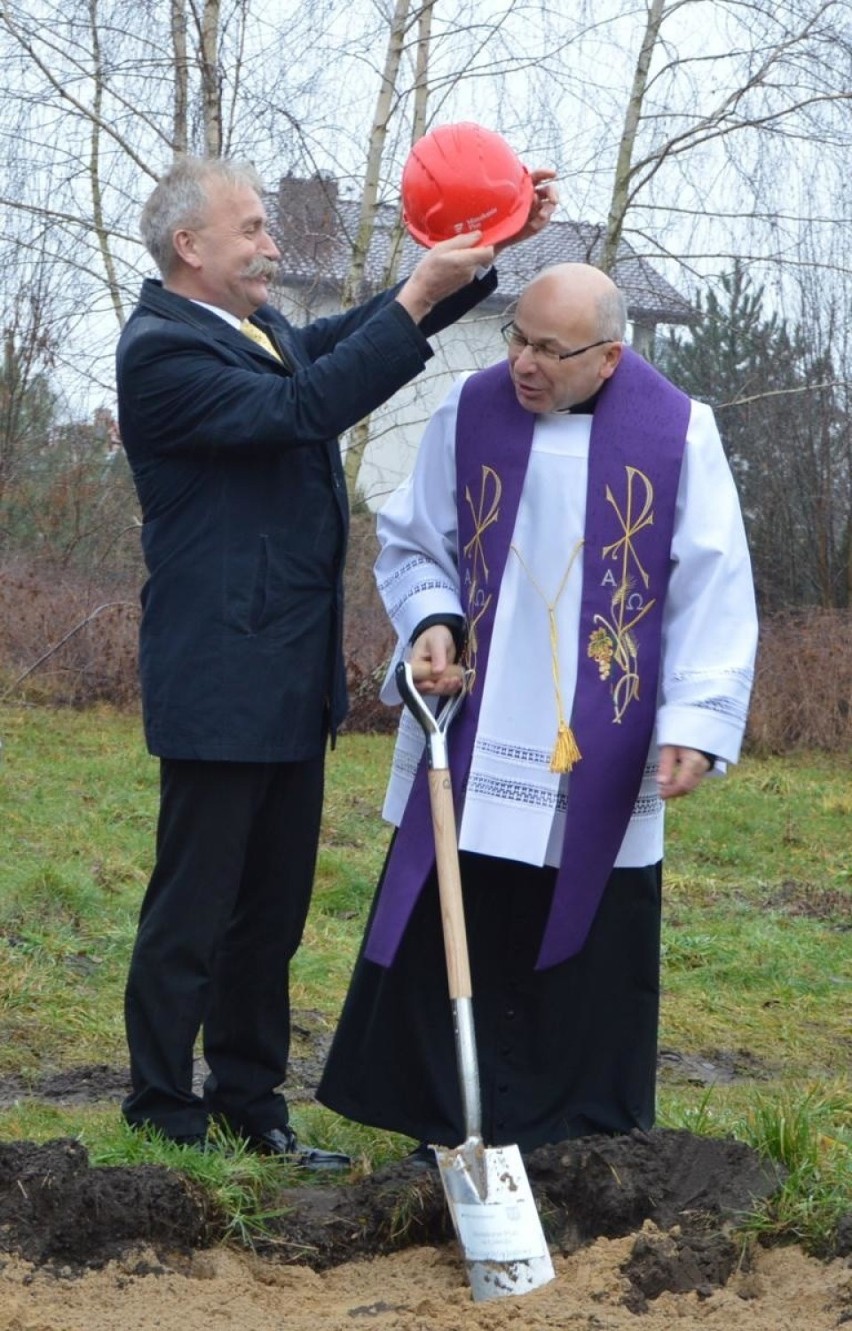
[171,0,189,154]
[87,0,125,329]
[600,0,666,276]
[342,0,414,500]
[199,0,222,157]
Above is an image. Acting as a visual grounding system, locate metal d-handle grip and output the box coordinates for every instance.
[394,659,467,771]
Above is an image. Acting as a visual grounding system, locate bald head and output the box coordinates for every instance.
[506,264,626,414]
[518,264,627,343]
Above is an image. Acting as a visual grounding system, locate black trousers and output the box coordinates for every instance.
[123,756,324,1138]
[318,849,662,1152]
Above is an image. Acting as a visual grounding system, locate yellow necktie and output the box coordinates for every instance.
[240,319,283,362]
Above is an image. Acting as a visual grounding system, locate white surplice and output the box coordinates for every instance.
[376,374,758,871]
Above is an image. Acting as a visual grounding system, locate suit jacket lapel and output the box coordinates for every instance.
[138,281,295,372]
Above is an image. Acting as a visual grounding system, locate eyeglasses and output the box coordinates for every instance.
[500,322,611,363]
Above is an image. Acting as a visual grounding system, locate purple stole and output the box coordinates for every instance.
[365,349,689,970]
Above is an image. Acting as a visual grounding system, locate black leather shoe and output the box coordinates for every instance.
[171,1132,209,1150]
[404,1142,439,1171]
[245,1126,351,1171]
[129,1123,211,1152]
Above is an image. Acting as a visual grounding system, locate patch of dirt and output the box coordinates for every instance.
[657,1047,774,1086]
[0,1131,781,1271]
[0,1015,776,1108]
[0,1007,335,1110]
[0,1130,849,1330]
[763,880,852,927]
[0,1020,849,1329]
[0,1139,214,1266]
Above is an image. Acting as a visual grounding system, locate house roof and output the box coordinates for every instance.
[268,175,697,328]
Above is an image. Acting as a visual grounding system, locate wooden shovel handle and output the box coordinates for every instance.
[428,768,473,1001]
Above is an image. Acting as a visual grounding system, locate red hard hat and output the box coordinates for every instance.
[401,122,534,248]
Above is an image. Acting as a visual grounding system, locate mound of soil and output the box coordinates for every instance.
[0,1033,849,1330]
[0,1128,784,1276]
[1,1128,850,1331]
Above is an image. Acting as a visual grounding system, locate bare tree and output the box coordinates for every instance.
[0,0,850,594]
[341,0,438,499]
[600,0,667,276]
[587,0,852,287]
[198,0,222,157]
[0,0,262,337]
[87,0,126,329]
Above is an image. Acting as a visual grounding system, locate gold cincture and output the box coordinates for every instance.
[510,539,585,773]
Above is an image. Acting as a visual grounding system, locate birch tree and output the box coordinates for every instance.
[586,0,852,286]
[0,0,262,344]
[341,0,437,498]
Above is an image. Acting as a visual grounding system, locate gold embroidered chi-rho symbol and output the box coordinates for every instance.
[588,466,657,723]
[461,465,502,691]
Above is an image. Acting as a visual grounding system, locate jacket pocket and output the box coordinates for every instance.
[247,534,270,634]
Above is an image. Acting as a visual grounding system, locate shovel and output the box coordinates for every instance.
[396,658,555,1302]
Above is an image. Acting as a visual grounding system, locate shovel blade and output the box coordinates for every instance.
[434,1138,555,1302]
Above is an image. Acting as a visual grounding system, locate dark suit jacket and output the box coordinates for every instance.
[117,272,497,761]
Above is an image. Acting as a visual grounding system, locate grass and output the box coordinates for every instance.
[659,754,850,1089]
[0,703,849,1253]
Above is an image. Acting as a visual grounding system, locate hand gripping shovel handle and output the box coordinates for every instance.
[395,659,482,1138]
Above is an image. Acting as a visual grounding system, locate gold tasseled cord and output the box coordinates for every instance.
[511,539,584,773]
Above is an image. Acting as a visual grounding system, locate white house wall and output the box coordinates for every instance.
[357,307,511,508]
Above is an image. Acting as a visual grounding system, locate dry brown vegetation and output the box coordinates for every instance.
[0,562,140,708]
[747,608,852,754]
[0,515,849,753]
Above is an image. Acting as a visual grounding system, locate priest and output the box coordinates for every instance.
[318,263,758,1160]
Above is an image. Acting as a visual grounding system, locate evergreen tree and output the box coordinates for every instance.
[658,265,849,611]
[0,328,57,501]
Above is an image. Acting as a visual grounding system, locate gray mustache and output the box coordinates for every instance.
[243,257,278,280]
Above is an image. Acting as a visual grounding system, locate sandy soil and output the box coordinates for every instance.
[1,1236,849,1331]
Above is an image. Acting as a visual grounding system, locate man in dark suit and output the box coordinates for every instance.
[117,155,555,1165]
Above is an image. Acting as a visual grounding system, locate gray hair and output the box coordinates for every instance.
[596,286,628,342]
[140,156,265,276]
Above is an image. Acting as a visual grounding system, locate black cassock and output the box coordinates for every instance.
[317,848,662,1152]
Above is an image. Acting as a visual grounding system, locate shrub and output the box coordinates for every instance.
[0,563,139,707]
[746,609,851,755]
[1,533,849,754]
